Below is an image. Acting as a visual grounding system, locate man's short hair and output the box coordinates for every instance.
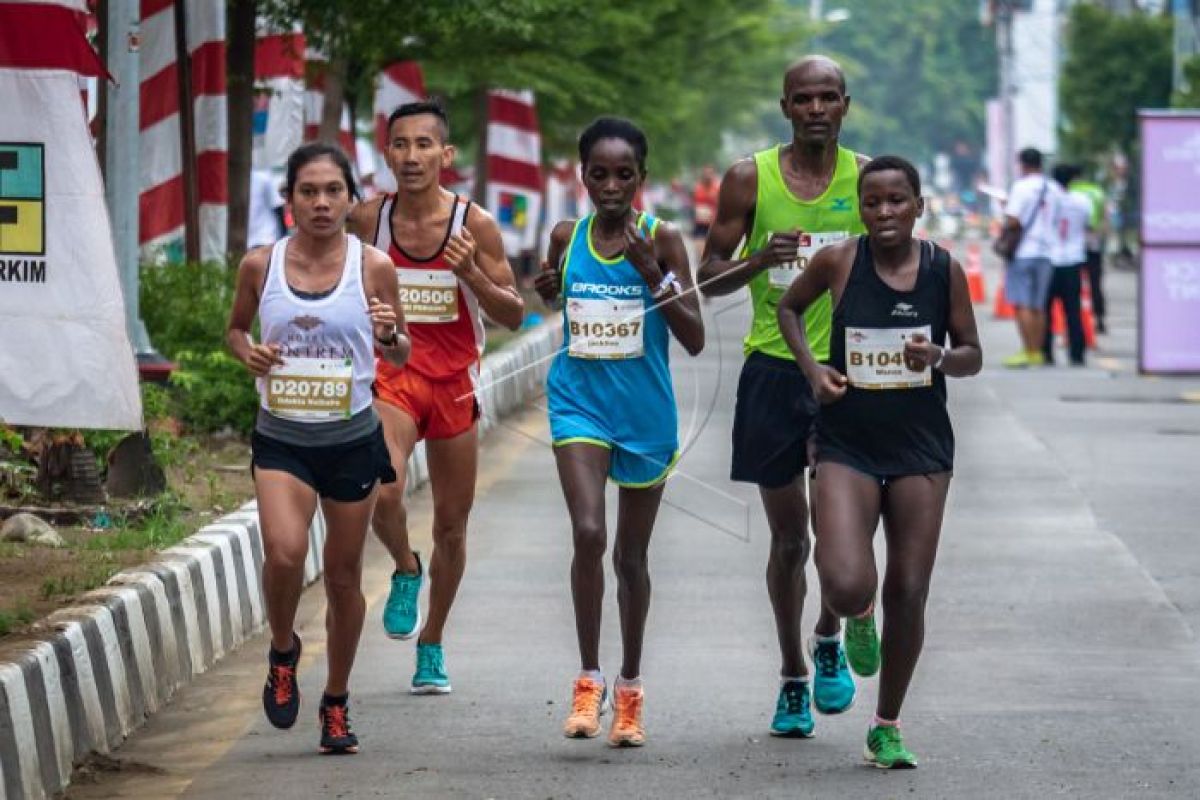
[387,99,450,142]
[1018,147,1043,170]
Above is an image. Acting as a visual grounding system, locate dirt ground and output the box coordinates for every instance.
[0,436,253,637]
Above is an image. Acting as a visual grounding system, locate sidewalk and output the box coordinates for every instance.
[68,250,1200,799]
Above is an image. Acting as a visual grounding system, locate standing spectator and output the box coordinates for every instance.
[248,167,286,248]
[1044,165,1090,366]
[999,148,1060,368]
[1068,168,1108,333]
[691,165,720,242]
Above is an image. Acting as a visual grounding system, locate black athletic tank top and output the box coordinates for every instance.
[817,237,954,477]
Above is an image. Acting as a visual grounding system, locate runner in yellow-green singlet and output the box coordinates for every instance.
[697,55,871,739]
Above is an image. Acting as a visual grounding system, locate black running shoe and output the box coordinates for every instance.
[262,634,302,729]
[318,700,359,755]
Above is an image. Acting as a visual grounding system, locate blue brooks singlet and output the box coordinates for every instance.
[546,213,680,488]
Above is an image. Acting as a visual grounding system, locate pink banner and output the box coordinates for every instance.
[1140,114,1200,246]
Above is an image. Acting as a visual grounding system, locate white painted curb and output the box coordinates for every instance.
[0,320,562,799]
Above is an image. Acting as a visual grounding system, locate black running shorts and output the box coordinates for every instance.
[251,425,397,502]
[730,352,818,489]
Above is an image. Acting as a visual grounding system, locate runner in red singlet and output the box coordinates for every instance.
[348,100,523,694]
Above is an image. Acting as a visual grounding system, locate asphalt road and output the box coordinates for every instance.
[69,249,1200,799]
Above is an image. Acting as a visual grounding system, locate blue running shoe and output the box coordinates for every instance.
[383,553,422,640]
[411,642,451,695]
[769,679,814,738]
[809,636,855,714]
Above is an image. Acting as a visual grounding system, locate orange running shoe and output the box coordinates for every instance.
[608,681,646,748]
[563,675,609,738]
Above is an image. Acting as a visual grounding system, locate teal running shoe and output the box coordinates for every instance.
[865,724,918,769]
[809,636,855,714]
[411,642,451,695]
[769,680,814,738]
[383,553,422,640]
[844,613,880,677]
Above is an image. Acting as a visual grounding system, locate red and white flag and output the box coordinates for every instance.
[254,26,306,170]
[0,0,142,429]
[371,61,425,193]
[485,89,542,256]
[138,0,227,261]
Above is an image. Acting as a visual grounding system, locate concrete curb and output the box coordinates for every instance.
[0,320,562,800]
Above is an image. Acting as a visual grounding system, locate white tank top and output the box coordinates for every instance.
[257,234,375,423]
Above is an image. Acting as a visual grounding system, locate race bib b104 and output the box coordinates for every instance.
[845,326,932,390]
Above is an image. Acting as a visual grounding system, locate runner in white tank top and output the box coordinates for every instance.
[227,143,409,756]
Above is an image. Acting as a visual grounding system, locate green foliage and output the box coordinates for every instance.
[1060,4,1173,165]
[140,261,236,360]
[1174,55,1200,109]
[169,351,259,435]
[0,605,36,637]
[265,0,807,174]
[81,383,182,467]
[83,493,191,553]
[818,0,997,166]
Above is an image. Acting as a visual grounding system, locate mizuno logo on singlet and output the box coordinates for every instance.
[830,197,851,211]
[891,302,919,318]
[572,282,643,297]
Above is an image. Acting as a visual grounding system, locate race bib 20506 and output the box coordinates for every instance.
[397,268,458,323]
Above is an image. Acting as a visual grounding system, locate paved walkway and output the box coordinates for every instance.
[69,249,1200,799]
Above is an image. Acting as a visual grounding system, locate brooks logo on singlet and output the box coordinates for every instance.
[572,282,644,298]
[891,302,919,319]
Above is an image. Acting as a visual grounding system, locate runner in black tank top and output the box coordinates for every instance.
[776,156,982,770]
[820,236,954,478]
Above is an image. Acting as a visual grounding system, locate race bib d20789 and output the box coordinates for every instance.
[845,326,932,390]
[396,268,459,323]
[566,297,645,360]
[767,231,849,290]
[266,357,354,421]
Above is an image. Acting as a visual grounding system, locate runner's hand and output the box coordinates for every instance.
[809,364,849,404]
[368,295,398,341]
[624,220,662,286]
[244,342,284,377]
[445,226,477,278]
[534,259,560,303]
[755,230,801,269]
[903,333,941,372]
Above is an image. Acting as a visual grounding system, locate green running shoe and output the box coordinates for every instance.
[383,553,423,640]
[411,642,451,695]
[769,680,814,738]
[808,637,855,714]
[844,613,880,677]
[865,725,918,769]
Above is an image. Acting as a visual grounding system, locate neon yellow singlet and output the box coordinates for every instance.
[742,145,866,362]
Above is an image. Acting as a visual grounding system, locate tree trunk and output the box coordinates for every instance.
[317,56,347,144]
[172,0,200,263]
[225,0,256,264]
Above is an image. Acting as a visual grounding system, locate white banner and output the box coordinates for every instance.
[0,68,142,429]
[487,181,543,257]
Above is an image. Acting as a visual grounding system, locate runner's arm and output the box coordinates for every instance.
[697,159,762,296]
[363,244,411,367]
[777,244,850,403]
[447,207,525,331]
[534,220,574,310]
[649,222,704,356]
[226,247,283,377]
[938,258,982,377]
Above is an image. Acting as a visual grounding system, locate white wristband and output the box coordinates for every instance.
[652,271,679,300]
[933,346,947,371]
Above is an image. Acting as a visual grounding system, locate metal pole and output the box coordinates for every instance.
[1174,0,1198,97]
[104,0,153,355]
[173,0,200,263]
[998,1,1016,188]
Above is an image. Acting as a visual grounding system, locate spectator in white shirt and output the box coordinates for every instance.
[248,168,285,249]
[1044,164,1091,366]
[1001,147,1061,368]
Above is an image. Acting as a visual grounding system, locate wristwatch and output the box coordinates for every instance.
[651,271,682,301]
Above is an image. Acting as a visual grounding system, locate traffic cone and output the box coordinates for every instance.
[1080,275,1097,349]
[965,242,987,304]
[993,276,1015,319]
[1050,298,1066,336]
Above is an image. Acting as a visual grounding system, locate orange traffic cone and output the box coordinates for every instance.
[965,242,987,304]
[1050,298,1066,336]
[993,276,1015,319]
[1080,275,1097,349]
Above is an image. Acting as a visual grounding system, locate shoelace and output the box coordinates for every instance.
[324,705,351,739]
[873,725,903,750]
[813,643,842,678]
[614,691,643,731]
[389,576,417,614]
[270,664,295,706]
[781,683,808,714]
[571,681,602,716]
[419,647,443,673]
